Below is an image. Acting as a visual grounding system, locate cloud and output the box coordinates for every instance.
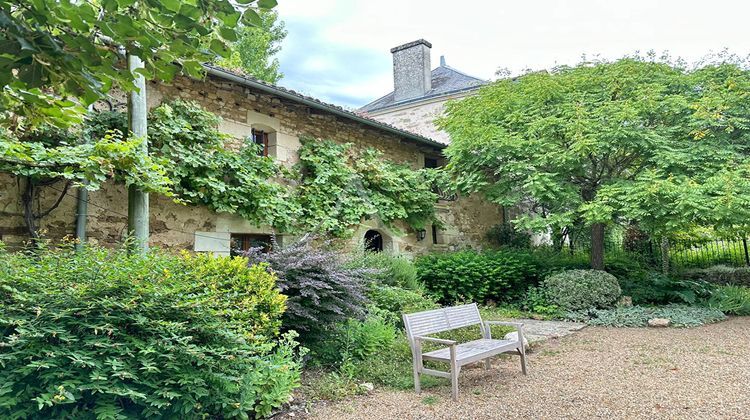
[274,0,750,108]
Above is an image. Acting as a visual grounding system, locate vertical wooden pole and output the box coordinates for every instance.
[127,53,149,254]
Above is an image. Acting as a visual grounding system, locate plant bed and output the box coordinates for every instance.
[571,305,727,328]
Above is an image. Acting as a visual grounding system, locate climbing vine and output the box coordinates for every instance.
[293,138,441,237]
[148,100,298,230]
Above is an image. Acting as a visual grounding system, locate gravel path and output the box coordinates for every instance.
[308,317,750,419]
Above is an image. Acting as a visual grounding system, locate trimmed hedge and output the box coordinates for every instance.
[681,265,750,287]
[416,251,538,304]
[543,269,621,311]
[0,246,301,419]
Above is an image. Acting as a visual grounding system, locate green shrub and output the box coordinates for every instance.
[708,285,750,315]
[585,305,727,327]
[245,236,371,342]
[350,251,421,290]
[680,265,750,287]
[543,270,621,311]
[619,272,715,305]
[368,285,439,326]
[520,286,561,317]
[0,246,302,419]
[311,315,397,366]
[416,251,539,304]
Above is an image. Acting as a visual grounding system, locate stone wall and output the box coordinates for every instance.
[365,91,475,145]
[0,73,500,255]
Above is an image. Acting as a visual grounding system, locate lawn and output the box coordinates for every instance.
[302,317,750,419]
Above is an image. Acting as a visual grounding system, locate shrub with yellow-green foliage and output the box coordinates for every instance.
[0,244,302,419]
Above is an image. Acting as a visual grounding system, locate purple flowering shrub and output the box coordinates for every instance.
[245,235,374,340]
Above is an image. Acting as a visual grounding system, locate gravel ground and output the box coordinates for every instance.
[307,317,750,419]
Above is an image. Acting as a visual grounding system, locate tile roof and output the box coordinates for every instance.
[203,64,446,149]
[359,64,487,113]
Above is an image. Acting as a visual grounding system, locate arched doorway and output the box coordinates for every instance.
[364,229,383,252]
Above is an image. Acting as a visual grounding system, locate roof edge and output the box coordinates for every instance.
[361,83,484,113]
[203,65,445,150]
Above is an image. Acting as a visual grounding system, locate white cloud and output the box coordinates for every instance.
[275,0,750,107]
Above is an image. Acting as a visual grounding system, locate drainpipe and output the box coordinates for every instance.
[75,187,88,252]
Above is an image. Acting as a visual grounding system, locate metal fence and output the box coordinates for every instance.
[561,237,750,269]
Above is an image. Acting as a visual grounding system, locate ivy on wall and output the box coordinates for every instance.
[293,138,440,237]
[78,100,443,239]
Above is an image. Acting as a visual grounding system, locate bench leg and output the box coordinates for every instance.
[483,357,491,370]
[518,348,528,375]
[450,363,460,401]
[413,362,421,393]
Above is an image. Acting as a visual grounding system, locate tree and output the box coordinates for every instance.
[440,57,750,269]
[1,0,277,244]
[1,0,277,169]
[217,10,287,83]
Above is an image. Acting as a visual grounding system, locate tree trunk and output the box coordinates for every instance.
[20,177,39,241]
[590,223,605,270]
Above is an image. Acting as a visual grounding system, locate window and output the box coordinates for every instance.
[251,129,269,157]
[424,157,439,169]
[432,224,439,245]
[230,233,272,257]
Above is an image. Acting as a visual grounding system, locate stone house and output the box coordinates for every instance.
[359,39,487,145]
[0,64,503,256]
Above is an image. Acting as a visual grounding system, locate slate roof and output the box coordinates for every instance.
[203,64,446,150]
[359,64,487,113]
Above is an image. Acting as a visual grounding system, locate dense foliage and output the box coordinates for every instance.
[349,251,421,290]
[244,236,371,341]
[543,270,621,311]
[583,305,727,328]
[681,265,750,287]
[217,10,287,83]
[708,285,750,316]
[294,139,440,237]
[619,272,714,305]
[440,56,750,269]
[0,245,301,419]
[149,100,296,229]
[0,0,274,129]
[416,251,539,304]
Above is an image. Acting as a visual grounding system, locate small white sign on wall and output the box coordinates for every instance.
[194,231,231,256]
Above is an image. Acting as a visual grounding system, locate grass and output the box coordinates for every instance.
[300,305,525,402]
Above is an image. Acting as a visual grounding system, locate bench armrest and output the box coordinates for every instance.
[414,336,457,346]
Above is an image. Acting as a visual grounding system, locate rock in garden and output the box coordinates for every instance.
[618,296,633,307]
[504,331,529,351]
[359,382,374,394]
[648,318,671,328]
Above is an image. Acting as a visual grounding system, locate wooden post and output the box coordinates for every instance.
[127,53,149,254]
[743,238,749,267]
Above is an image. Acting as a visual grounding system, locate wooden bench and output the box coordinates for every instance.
[403,303,527,401]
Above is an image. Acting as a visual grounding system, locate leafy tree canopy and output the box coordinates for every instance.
[216,10,287,83]
[440,56,750,267]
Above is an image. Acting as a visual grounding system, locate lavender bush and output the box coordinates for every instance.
[245,235,374,340]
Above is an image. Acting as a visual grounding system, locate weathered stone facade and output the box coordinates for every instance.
[364,90,475,145]
[0,70,502,255]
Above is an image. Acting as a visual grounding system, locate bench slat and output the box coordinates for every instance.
[404,303,482,339]
[422,338,517,365]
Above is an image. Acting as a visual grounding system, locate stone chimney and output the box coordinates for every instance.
[391,39,432,102]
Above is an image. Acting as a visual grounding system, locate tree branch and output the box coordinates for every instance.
[35,181,71,219]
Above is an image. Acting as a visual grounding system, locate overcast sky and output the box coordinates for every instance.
[275,0,749,109]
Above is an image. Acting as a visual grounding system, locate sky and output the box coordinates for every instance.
[275,0,750,109]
